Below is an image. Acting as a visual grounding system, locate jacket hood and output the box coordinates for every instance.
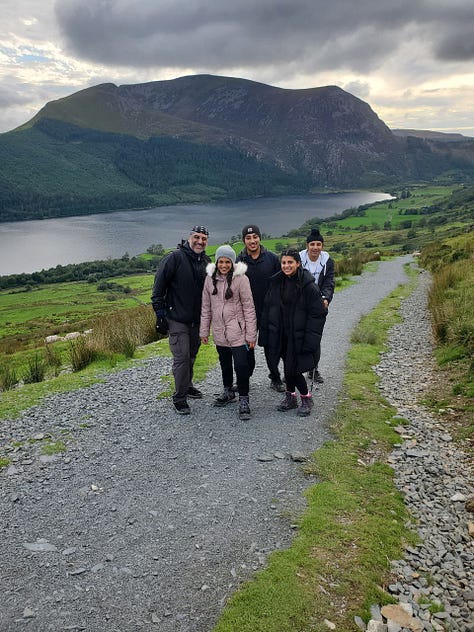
[206,261,248,277]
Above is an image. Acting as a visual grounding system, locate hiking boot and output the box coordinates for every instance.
[173,400,191,415]
[213,387,236,407]
[238,396,251,421]
[297,394,314,416]
[270,378,285,393]
[187,386,203,399]
[277,391,298,411]
[307,369,324,384]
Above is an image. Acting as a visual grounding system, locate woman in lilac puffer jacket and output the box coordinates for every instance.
[200,245,257,420]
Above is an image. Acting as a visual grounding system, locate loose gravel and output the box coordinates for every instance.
[368,270,474,632]
[3,254,470,632]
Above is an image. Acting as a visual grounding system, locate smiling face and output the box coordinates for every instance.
[244,233,261,258]
[188,231,208,254]
[217,257,233,275]
[307,239,323,262]
[281,255,300,277]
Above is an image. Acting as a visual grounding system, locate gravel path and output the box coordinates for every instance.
[371,270,474,632]
[1,255,419,632]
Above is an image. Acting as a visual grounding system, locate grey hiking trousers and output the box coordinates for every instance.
[167,318,201,404]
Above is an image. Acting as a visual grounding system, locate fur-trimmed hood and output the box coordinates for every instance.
[206,261,248,277]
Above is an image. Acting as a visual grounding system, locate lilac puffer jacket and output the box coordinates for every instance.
[200,262,257,347]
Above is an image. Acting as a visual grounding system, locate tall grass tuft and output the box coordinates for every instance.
[427,257,474,364]
[0,360,18,391]
[89,305,157,357]
[44,344,63,377]
[68,337,97,372]
[23,352,46,384]
[336,251,381,277]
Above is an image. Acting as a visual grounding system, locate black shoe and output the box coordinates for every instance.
[187,386,203,399]
[297,394,314,417]
[213,388,236,407]
[270,379,285,393]
[238,396,251,421]
[307,369,324,384]
[277,391,298,411]
[173,400,191,415]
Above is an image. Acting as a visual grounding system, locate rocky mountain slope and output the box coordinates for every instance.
[1,74,473,221]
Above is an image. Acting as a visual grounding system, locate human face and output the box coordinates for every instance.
[188,232,208,254]
[281,255,300,277]
[217,257,233,275]
[307,240,323,262]
[244,233,261,257]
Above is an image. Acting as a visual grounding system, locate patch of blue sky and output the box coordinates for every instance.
[16,53,50,62]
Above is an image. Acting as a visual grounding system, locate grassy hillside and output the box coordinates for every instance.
[0,119,310,221]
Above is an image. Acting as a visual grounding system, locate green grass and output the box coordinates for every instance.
[212,273,419,632]
[334,186,455,230]
[41,440,67,456]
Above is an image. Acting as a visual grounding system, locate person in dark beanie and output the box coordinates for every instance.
[299,228,335,383]
[260,249,326,416]
[151,226,211,415]
[236,224,284,392]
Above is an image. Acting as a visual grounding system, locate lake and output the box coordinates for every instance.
[0,192,392,275]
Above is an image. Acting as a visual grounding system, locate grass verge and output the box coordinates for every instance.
[212,271,419,632]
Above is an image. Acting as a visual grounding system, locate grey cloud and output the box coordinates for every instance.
[435,28,474,61]
[343,81,371,99]
[0,82,37,108]
[55,0,426,73]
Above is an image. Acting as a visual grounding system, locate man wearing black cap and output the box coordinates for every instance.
[236,224,284,392]
[299,228,335,383]
[151,226,211,414]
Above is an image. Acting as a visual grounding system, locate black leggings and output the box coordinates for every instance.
[216,345,250,396]
[281,333,308,396]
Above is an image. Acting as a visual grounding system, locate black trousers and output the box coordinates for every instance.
[216,345,250,397]
[281,333,308,396]
[247,345,281,381]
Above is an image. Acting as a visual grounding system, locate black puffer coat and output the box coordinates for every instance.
[259,268,327,374]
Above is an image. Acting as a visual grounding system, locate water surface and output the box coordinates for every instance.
[0,192,391,275]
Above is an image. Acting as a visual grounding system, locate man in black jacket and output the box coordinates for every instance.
[151,226,211,415]
[236,224,285,392]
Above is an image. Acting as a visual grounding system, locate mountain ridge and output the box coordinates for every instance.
[2,74,473,222]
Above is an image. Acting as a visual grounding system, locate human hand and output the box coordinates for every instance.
[201,337,209,345]
[155,316,168,335]
[247,341,256,349]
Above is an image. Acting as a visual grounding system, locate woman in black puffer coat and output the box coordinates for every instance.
[259,249,327,416]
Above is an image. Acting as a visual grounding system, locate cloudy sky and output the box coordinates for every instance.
[1,0,473,135]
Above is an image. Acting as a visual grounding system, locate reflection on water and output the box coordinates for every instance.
[0,192,392,275]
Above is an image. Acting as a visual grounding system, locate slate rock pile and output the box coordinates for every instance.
[361,271,474,632]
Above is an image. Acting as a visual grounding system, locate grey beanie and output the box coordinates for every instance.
[215,245,236,264]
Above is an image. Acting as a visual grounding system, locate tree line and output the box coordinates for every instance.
[0,253,163,291]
